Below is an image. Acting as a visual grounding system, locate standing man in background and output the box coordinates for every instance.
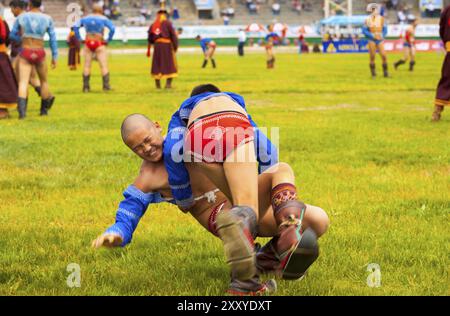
[9,0,42,98]
[394,18,418,71]
[74,3,115,93]
[67,27,81,71]
[363,3,389,78]
[432,4,450,121]
[196,35,217,68]
[10,0,58,119]
[147,4,178,89]
[0,15,17,119]
[238,28,246,57]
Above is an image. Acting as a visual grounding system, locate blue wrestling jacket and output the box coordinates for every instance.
[163,92,279,209]
[73,15,115,42]
[104,185,175,246]
[10,12,58,60]
[199,38,212,52]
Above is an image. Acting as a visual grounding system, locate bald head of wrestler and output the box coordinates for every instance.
[121,114,164,162]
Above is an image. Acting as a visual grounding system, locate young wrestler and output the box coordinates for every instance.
[265,25,278,69]
[163,84,282,281]
[394,19,418,71]
[92,114,329,295]
[196,35,217,68]
[10,0,58,119]
[363,3,389,78]
[74,4,115,92]
[9,0,42,98]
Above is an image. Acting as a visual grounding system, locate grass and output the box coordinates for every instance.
[0,50,449,296]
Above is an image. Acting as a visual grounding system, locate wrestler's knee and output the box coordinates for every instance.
[304,205,329,238]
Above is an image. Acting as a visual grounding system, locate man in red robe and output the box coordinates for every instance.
[432,4,450,121]
[147,6,178,89]
[0,16,18,119]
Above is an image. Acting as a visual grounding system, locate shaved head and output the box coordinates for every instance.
[121,114,155,144]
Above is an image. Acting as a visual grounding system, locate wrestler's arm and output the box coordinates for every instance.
[47,18,58,63]
[105,19,115,43]
[92,164,158,248]
[382,24,388,39]
[163,114,195,211]
[73,18,84,42]
[362,21,374,40]
[9,18,21,43]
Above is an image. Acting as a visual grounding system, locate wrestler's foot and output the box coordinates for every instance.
[17,97,27,120]
[40,96,55,116]
[256,228,319,280]
[431,106,443,122]
[0,109,9,119]
[83,75,90,93]
[102,73,111,91]
[216,208,256,281]
[226,277,277,296]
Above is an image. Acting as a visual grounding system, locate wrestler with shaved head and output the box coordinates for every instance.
[92,112,329,295]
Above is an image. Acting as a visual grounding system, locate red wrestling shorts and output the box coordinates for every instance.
[185,111,255,163]
[20,48,45,65]
[85,39,104,52]
[209,41,217,49]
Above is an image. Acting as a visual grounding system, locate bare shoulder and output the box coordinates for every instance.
[133,160,168,192]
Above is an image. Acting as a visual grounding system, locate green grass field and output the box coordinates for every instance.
[0,51,449,296]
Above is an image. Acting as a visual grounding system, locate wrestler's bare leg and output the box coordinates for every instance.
[34,60,51,100]
[18,58,32,99]
[368,41,377,77]
[96,45,109,76]
[83,47,93,76]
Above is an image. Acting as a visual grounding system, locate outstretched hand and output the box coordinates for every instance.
[91,233,123,249]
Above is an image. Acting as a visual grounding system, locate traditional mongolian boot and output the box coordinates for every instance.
[394,59,405,70]
[155,79,161,89]
[256,183,319,280]
[383,63,389,78]
[227,275,277,296]
[40,96,55,116]
[34,86,41,97]
[102,73,111,91]
[431,105,444,122]
[82,75,90,93]
[370,63,376,78]
[202,59,208,68]
[211,59,216,68]
[0,109,9,119]
[17,97,28,120]
[215,206,258,281]
[165,78,172,89]
[409,61,415,71]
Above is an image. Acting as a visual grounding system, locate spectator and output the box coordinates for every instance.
[238,28,247,56]
[272,2,281,15]
[397,9,407,23]
[172,6,179,20]
[223,15,230,25]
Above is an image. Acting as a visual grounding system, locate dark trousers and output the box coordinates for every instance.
[238,42,245,56]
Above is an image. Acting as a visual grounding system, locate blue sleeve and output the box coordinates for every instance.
[163,113,194,209]
[382,25,387,38]
[73,18,83,41]
[47,19,58,60]
[200,40,207,52]
[104,185,153,247]
[105,19,115,42]
[9,19,21,43]
[362,26,374,40]
[248,114,279,173]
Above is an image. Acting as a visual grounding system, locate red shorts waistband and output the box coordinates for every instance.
[20,48,45,65]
